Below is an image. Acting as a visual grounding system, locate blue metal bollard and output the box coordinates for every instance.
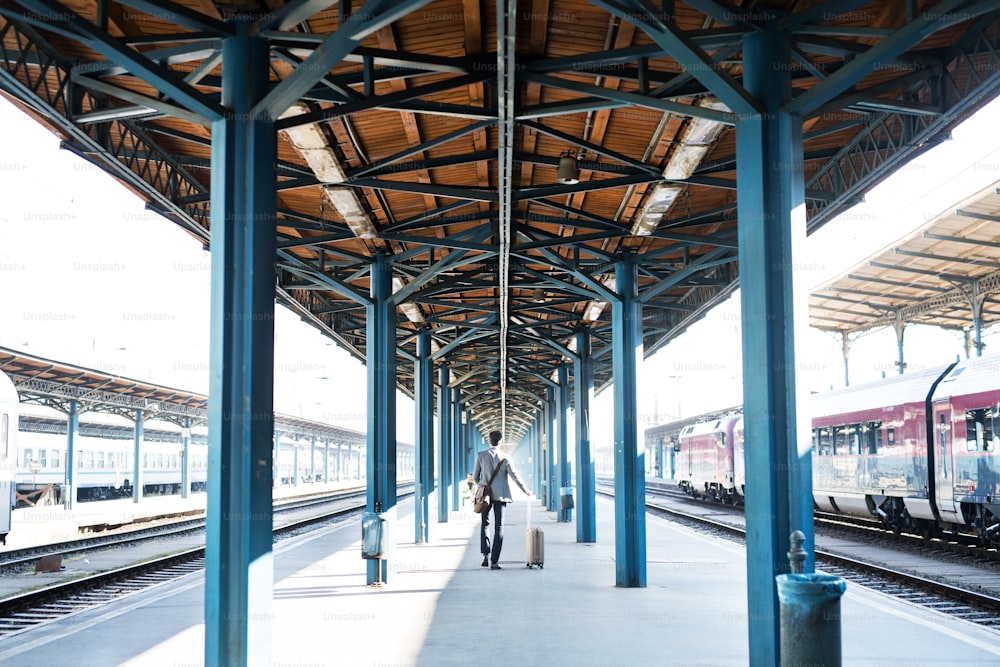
[776,531,846,667]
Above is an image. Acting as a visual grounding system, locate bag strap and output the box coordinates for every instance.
[485,457,506,488]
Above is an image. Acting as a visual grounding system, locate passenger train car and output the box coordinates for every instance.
[15,430,209,503]
[665,353,1000,544]
[0,371,18,542]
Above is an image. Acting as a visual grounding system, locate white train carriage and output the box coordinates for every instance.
[15,429,208,504]
[0,371,18,541]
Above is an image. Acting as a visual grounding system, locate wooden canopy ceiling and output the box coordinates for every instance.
[1,0,999,439]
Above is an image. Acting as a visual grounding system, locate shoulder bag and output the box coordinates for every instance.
[473,458,506,513]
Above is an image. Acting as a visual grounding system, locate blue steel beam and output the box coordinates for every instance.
[612,253,646,588]
[205,23,276,667]
[367,253,397,584]
[785,0,975,115]
[415,328,433,542]
[588,0,758,116]
[10,0,225,121]
[737,20,814,665]
[259,0,439,118]
[574,328,596,542]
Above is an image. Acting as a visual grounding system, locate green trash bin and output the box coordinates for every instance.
[776,572,847,667]
[361,511,386,560]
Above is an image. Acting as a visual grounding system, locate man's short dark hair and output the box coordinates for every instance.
[488,430,502,446]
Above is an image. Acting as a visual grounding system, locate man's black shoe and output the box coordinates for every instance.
[481,556,489,567]
[490,563,502,570]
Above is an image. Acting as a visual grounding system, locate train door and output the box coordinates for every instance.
[933,402,961,524]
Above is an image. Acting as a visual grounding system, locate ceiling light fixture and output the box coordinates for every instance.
[556,152,580,185]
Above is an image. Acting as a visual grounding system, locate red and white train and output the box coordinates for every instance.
[665,353,1000,544]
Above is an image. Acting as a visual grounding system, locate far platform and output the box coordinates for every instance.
[1,493,998,666]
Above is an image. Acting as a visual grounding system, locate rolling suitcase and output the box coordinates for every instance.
[526,500,544,569]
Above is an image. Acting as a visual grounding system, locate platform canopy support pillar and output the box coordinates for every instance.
[133,408,144,503]
[557,362,572,522]
[546,385,557,512]
[181,417,191,498]
[367,252,398,585]
[323,438,330,485]
[205,19,276,667]
[437,365,451,523]
[451,390,462,511]
[574,328,595,542]
[969,285,986,357]
[64,399,79,510]
[309,436,316,484]
[737,18,813,664]
[612,253,646,588]
[892,310,907,374]
[415,328,433,543]
[840,332,851,387]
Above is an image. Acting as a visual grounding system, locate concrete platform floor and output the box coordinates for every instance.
[0,493,998,666]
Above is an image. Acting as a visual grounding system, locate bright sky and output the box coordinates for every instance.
[2,94,1000,448]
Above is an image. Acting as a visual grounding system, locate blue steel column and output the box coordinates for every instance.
[657,439,664,479]
[893,311,906,374]
[535,416,543,496]
[272,433,279,486]
[133,409,143,503]
[738,20,813,664]
[323,439,330,484]
[292,443,299,486]
[557,363,571,523]
[574,329,595,542]
[64,399,78,510]
[414,328,433,542]
[612,253,646,587]
[437,366,451,522]
[336,442,342,482]
[181,417,191,498]
[546,386,557,512]
[347,443,353,480]
[309,436,316,484]
[367,253,397,584]
[205,20,276,667]
[451,394,461,511]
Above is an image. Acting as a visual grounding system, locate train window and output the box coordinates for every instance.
[832,427,845,455]
[85,451,94,470]
[965,407,999,452]
[97,451,105,469]
[817,427,831,455]
[863,421,881,454]
[850,424,861,455]
[886,427,896,446]
[23,447,33,466]
[50,449,59,468]
[38,449,47,467]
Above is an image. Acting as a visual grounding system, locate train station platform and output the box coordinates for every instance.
[1,494,998,666]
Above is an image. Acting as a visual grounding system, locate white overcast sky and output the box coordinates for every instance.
[2,94,1000,447]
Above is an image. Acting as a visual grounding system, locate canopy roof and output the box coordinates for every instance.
[2,0,999,438]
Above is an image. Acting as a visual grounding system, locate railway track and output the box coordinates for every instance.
[0,488,411,638]
[0,486,378,571]
[598,485,1000,630]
